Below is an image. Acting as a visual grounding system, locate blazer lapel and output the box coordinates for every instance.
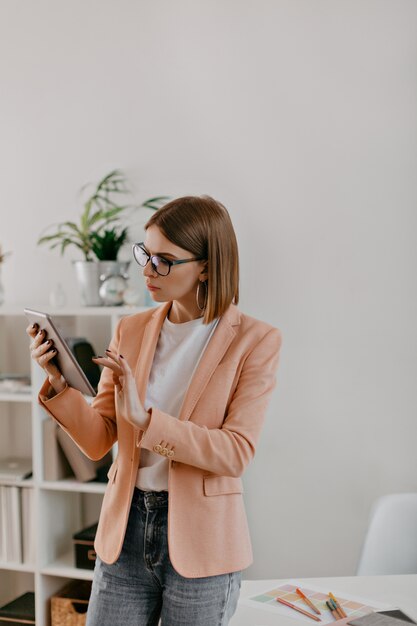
[178,303,241,422]
[134,301,171,404]
[134,301,241,424]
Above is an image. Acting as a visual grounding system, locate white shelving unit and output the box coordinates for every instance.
[0,304,150,625]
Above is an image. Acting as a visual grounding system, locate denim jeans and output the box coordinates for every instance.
[86,487,242,626]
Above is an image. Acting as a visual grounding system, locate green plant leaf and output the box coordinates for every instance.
[37,234,61,244]
[62,222,83,236]
[49,237,78,250]
[142,196,170,204]
[81,199,94,231]
[141,196,170,210]
[101,206,127,218]
[37,168,167,260]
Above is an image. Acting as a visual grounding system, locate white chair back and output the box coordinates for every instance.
[357,493,417,575]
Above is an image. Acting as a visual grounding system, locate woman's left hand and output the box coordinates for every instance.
[92,351,150,431]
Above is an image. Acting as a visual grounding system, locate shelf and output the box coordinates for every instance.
[0,560,35,573]
[0,304,147,317]
[41,551,94,581]
[0,304,153,624]
[0,392,32,403]
[41,479,107,494]
[0,478,34,488]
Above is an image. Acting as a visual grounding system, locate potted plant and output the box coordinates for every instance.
[0,245,11,306]
[91,226,129,261]
[92,226,131,306]
[38,170,169,305]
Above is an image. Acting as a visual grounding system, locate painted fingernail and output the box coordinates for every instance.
[119,354,124,359]
[105,349,111,353]
[31,323,37,329]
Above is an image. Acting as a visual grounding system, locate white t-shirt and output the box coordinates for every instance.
[135,313,220,492]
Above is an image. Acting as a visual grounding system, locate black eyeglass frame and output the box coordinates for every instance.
[132,242,205,276]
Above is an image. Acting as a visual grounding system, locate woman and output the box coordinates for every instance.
[27,195,282,626]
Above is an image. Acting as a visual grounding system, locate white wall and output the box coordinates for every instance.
[1,0,416,579]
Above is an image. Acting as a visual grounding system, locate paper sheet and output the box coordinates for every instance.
[240,580,392,623]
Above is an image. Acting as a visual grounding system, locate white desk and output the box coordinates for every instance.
[230,575,417,626]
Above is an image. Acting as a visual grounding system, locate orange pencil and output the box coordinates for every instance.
[296,588,322,615]
[276,597,321,621]
[329,593,347,619]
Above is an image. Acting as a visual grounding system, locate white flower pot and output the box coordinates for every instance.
[73,261,130,306]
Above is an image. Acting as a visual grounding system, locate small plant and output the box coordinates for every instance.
[38,169,169,261]
[91,227,129,261]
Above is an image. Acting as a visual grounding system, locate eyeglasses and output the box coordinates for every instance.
[132,242,205,276]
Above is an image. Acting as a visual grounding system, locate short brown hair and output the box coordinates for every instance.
[145,195,239,323]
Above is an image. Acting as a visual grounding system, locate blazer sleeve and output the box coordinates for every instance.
[37,318,122,461]
[138,327,283,477]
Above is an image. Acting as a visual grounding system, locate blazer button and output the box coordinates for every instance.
[167,450,174,457]
[153,444,162,453]
[161,448,168,456]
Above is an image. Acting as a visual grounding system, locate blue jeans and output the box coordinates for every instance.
[86,487,242,626]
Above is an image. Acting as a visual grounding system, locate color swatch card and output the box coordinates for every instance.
[240,580,391,623]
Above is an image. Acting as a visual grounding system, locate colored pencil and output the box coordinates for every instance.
[276,597,321,621]
[326,600,340,621]
[328,598,344,620]
[329,593,347,618]
[296,588,322,615]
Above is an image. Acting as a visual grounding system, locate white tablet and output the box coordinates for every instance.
[24,308,97,397]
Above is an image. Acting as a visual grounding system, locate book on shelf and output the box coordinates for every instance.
[56,426,112,482]
[0,485,35,565]
[0,373,31,394]
[0,457,32,482]
[0,485,21,563]
[5,485,22,562]
[43,418,74,481]
[21,487,36,564]
[0,487,5,562]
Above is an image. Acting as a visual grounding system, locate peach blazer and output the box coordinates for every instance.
[39,301,282,578]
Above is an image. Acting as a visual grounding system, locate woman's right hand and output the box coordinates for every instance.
[26,323,67,394]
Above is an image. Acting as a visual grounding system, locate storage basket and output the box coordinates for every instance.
[72,522,98,570]
[51,580,92,626]
[0,591,35,625]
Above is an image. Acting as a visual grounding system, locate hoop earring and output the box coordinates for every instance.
[196,280,208,311]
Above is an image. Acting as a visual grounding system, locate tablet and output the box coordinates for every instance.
[24,308,97,397]
[377,610,417,624]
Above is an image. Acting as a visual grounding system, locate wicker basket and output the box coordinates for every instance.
[51,580,92,626]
